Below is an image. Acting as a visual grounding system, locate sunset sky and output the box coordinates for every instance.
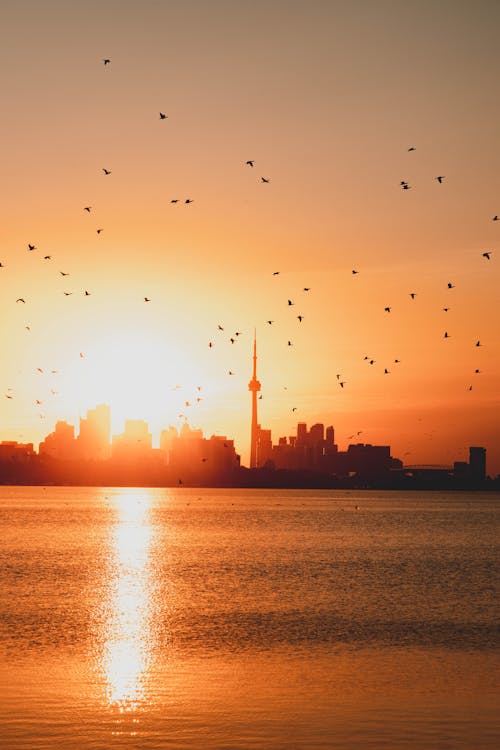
[1,0,499,473]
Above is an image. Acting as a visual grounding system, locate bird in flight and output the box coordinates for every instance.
[267,320,274,325]
[159,112,167,119]
[83,207,91,212]
[84,290,91,296]
[170,199,179,203]
[185,199,194,204]
[384,306,391,313]
[63,292,72,296]
[245,160,254,167]
[228,370,234,375]
[16,298,26,303]
[292,407,297,412]
[272,271,280,276]
[408,146,416,151]
[401,182,411,190]
[36,368,43,373]
[79,352,85,359]
[475,340,481,347]
[443,307,450,312]
[384,369,390,374]
[288,299,294,306]
[492,215,498,221]
[218,324,224,331]
[144,297,151,302]
[352,269,359,275]
[482,251,492,259]
[261,177,270,183]
[303,287,310,291]
[96,228,103,235]
[409,292,416,299]
[208,341,213,348]
[25,325,31,332]
[60,271,69,277]
[102,168,111,175]
[443,331,450,338]
[297,315,303,322]
[28,244,36,251]
[435,176,445,183]
[447,282,454,289]
[103,58,110,65]
[44,255,52,260]
[287,341,292,346]
[339,381,346,388]
[474,369,481,374]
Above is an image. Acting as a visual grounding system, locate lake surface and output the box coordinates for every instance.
[0,487,498,749]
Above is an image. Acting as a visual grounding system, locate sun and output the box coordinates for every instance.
[56,326,204,433]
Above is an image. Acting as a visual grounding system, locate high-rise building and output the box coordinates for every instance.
[77,404,111,460]
[469,446,486,482]
[248,332,261,468]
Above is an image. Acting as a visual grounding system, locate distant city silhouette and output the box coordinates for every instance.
[0,341,494,489]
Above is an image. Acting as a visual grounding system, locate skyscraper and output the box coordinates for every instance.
[248,332,261,468]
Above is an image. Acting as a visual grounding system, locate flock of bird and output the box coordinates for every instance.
[1,56,497,439]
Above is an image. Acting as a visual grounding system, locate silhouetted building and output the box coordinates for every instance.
[248,332,261,468]
[39,421,76,460]
[0,441,35,463]
[77,404,110,460]
[112,419,152,460]
[469,446,486,482]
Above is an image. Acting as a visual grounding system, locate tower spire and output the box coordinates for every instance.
[248,329,261,468]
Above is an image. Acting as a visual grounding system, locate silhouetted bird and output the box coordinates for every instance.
[159,112,167,119]
[394,359,400,363]
[63,292,72,296]
[475,341,481,347]
[261,177,270,183]
[267,320,274,325]
[246,160,254,167]
[339,381,346,388]
[230,338,235,344]
[185,199,193,204]
[79,352,85,359]
[96,229,103,234]
[443,307,450,312]
[84,207,91,212]
[303,287,310,291]
[444,331,450,338]
[35,400,42,405]
[482,251,491,259]
[297,315,303,322]
[144,297,151,302]
[102,168,111,175]
[288,299,294,306]
[401,183,411,190]
[410,292,416,299]
[468,385,473,391]
[25,326,31,331]
[336,374,341,380]
[384,307,391,312]
[0,263,3,268]
[60,271,69,276]
[352,269,359,275]
[447,282,454,289]
[493,215,498,221]
[287,341,292,346]
[228,370,234,375]
[208,342,213,348]
[44,256,52,260]
[103,59,110,65]
[16,298,26,303]
[384,369,390,374]
[436,176,445,183]
[369,359,375,365]
[408,146,416,151]
[292,407,297,412]
[218,324,224,331]
[28,244,36,251]
[171,199,179,203]
[474,369,481,374]
[235,331,241,336]
[84,291,91,296]
[5,395,13,399]
[36,368,43,373]
[272,271,280,275]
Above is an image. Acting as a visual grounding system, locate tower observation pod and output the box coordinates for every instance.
[248,332,261,468]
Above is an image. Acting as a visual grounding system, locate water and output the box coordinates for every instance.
[0,487,498,749]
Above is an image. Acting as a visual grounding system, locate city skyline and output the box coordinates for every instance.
[0,1,499,476]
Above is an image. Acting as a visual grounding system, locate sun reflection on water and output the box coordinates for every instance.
[102,491,155,710]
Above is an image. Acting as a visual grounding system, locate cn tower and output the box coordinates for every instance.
[248,331,261,468]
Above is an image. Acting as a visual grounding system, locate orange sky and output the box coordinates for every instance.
[0,0,499,474]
